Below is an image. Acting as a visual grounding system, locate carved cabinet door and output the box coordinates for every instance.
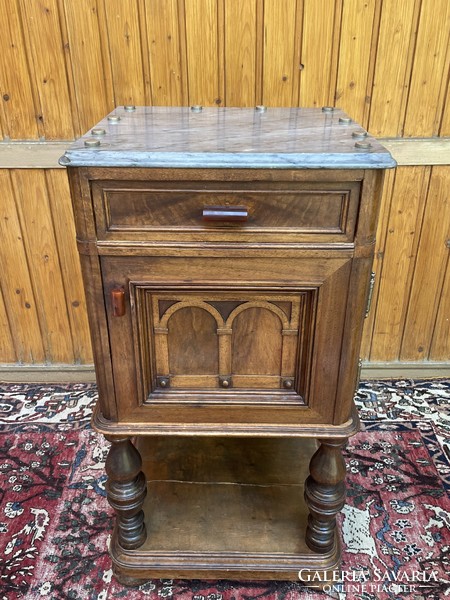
[101,252,356,428]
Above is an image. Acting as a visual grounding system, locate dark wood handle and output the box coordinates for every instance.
[202,205,248,222]
[111,287,126,317]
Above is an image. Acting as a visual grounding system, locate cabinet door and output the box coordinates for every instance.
[101,254,354,428]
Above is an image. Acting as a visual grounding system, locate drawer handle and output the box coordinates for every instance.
[111,287,126,317]
[202,205,248,222]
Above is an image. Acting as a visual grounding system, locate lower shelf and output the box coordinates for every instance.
[110,436,342,582]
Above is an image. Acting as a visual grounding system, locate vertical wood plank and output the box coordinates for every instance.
[0,170,45,362]
[299,0,338,108]
[370,167,429,361]
[46,170,93,363]
[103,0,146,106]
[401,166,450,360]
[0,0,39,139]
[440,79,450,136]
[0,287,16,363]
[360,168,395,359]
[19,0,75,139]
[184,0,222,106]
[430,252,450,361]
[145,0,187,105]
[62,0,114,133]
[11,169,74,363]
[335,0,377,125]
[224,0,257,107]
[430,256,450,360]
[262,0,299,107]
[368,0,417,137]
[403,0,450,137]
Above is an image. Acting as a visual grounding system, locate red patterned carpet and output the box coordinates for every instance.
[0,380,449,599]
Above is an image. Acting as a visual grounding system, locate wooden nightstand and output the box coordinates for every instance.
[61,106,395,585]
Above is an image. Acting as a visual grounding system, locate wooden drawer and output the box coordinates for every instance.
[92,179,361,244]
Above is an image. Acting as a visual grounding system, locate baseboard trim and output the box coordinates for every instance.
[0,364,97,384]
[361,361,450,379]
[0,362,449,384]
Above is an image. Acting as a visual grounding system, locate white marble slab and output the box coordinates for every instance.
[60,106,396,169]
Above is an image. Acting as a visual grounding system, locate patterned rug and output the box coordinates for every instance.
[0,380,449,600]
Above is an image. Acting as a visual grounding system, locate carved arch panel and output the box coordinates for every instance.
[136,289,313,401]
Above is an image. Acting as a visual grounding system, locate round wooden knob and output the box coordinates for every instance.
[283,379,293,389]
[159,379,168,388]
[221,379,229,388]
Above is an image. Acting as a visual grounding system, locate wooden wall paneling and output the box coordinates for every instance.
[0,0,39,139]
[403,0,450,137]
[262,0,301,107]
[0,170,45,362]
[224,0,257,107]
[62,0,114,134]
[370,167,429,361]
[401,166,450,360]
[439,69,450,137]
[184,0,223,106]
[11,169,74,362]
[368,0,418,137]
[335,0,378,126]
[299,0,340,108]
[430,254,450,361]
[102,0,146,107]
[360,168,395,359]
[45,170,93,363]
[145,0,187,106]
[254,0,264,105]
[19,0,75,140]
[0,287,16,363]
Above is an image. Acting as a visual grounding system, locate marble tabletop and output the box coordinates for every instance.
[60,106,396,170]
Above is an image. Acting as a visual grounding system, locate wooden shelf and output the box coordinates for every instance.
[110,436,341,582]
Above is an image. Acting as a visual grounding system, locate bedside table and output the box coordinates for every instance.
[61,106,395,585]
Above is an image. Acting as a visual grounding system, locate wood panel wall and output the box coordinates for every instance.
[0,0,449,368]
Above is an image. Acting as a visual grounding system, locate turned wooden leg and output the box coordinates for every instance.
[105,436,147,550]
[304,437,347,554]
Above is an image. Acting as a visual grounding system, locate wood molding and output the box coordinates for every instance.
[0,364,97,383]
[361,361,450,379]
[0,138,449,169]
[0,142,68,168]
[1,362,448,384]
[379,138,450,165]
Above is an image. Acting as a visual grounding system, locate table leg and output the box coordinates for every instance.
[304,437,347,554]
[105,436,147,549]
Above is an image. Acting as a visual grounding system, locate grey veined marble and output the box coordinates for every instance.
[60,106,396,170]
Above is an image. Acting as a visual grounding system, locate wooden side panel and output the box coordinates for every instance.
[46,170,93,363]
[299,0,340,108]
[19,0,75,139]
[360,169,395,359]
[370,167,429,361]
[62,0,114,133]
[0,170,45,362]
[103,0,146,106]
[0,0,39,139]
[262,0,300,107]
[224,0,257,107]
[368,0,417,137]
[403,0,450,137]
[401,166,450,360]
[11,169,74,362]
[184,0,222,106]
[335,0,377,126]
[145,0,187,106]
